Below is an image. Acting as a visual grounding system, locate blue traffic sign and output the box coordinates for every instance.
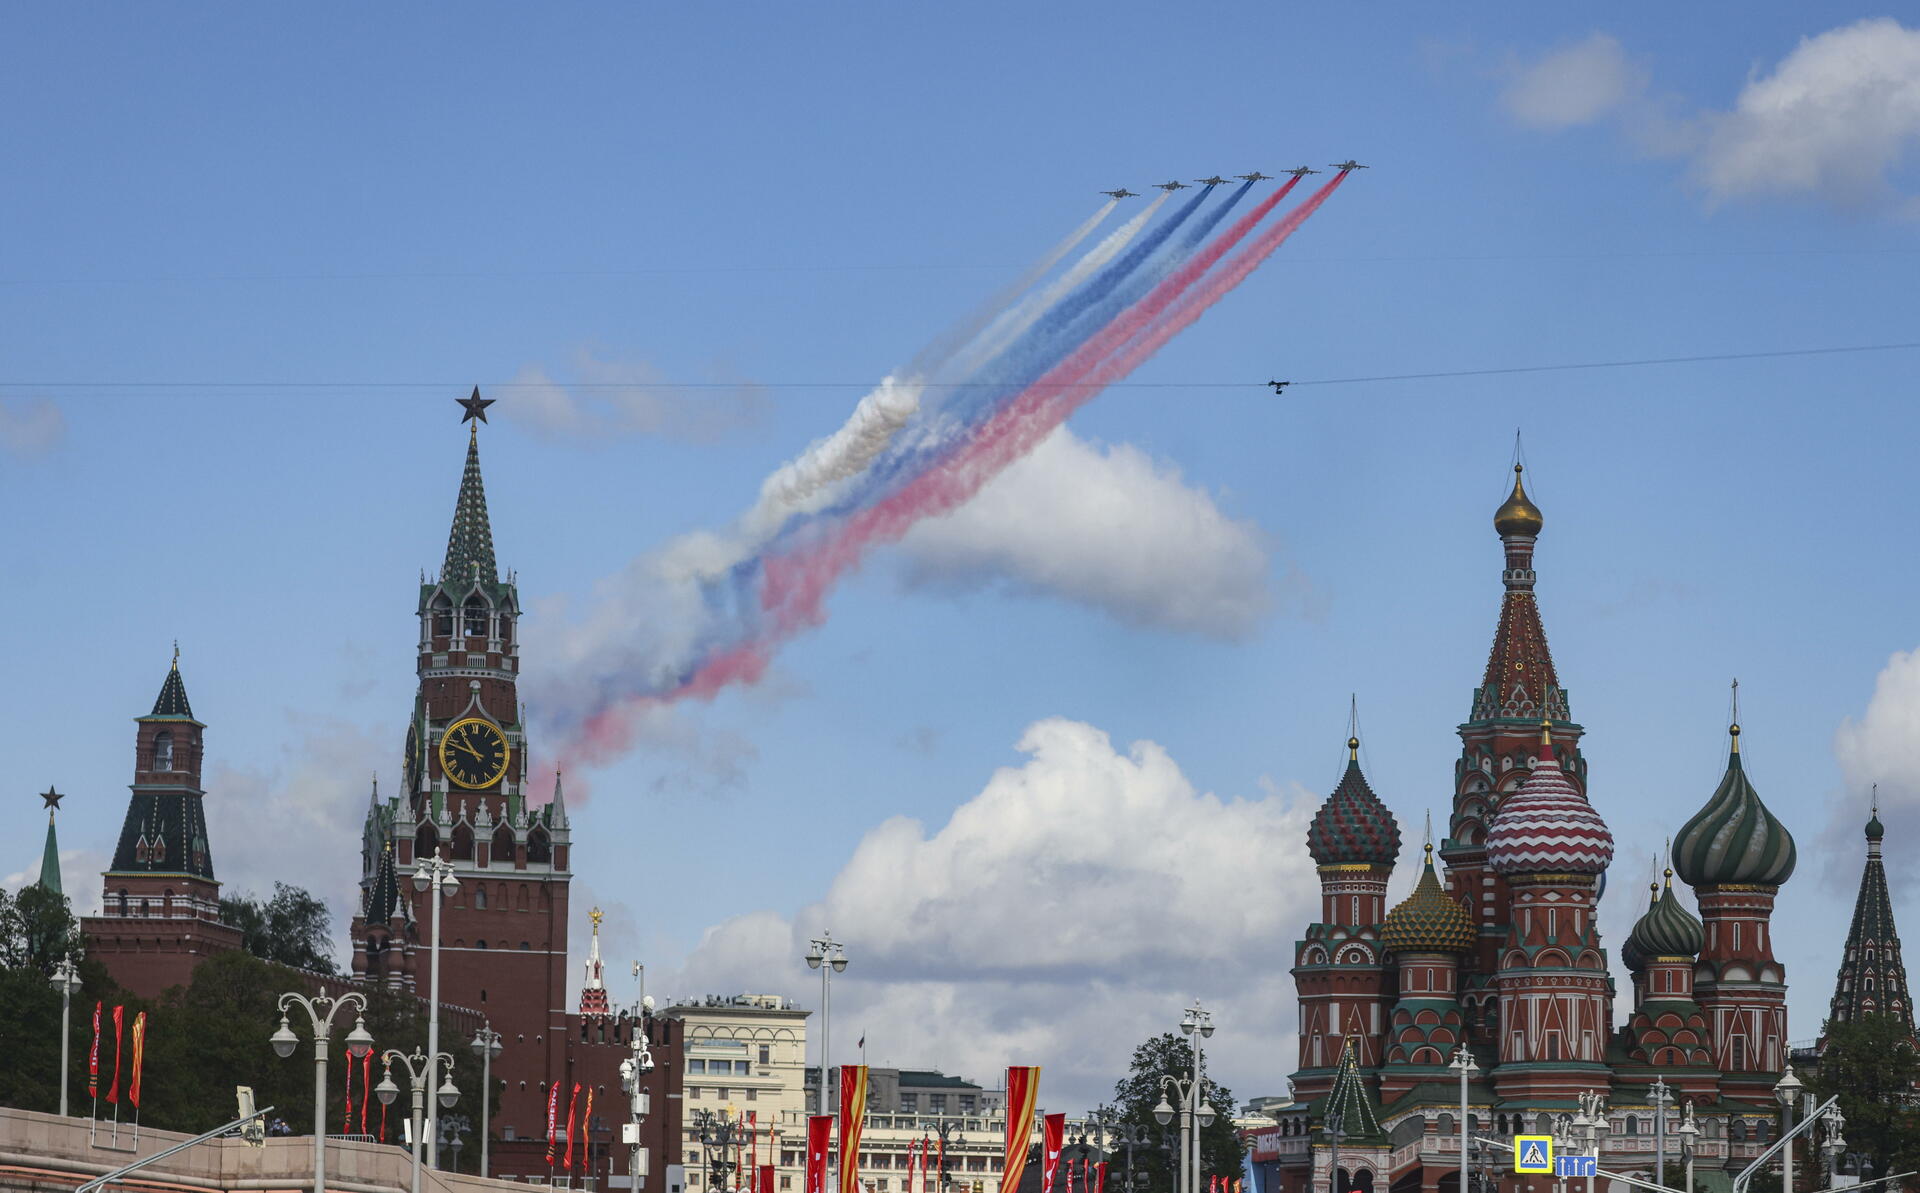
[1557,1157,1598,1178]
[1514,1137,1553,1174]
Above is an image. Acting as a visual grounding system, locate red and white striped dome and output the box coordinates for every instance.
[1486,734,1613,876]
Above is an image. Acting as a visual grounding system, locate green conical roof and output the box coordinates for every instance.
[442,424,498,586]
[37,811,61,897]
[1673,725,1796,888]
[1322,1039,1386,1143]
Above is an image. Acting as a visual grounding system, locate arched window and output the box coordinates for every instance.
[452,822,475,861]
[475,885,488,909]
[117,889,129,915]
[464,595,489,638]
[476,939,488,949]
[154,731,174,771]
[432,593,454,638]
[528,828,551,864]
[416,823,440,860]
[493,825,515,863]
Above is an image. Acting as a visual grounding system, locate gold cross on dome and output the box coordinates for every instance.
[590,907,604,928]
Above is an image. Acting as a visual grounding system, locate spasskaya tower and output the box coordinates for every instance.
[350,389,573,1149]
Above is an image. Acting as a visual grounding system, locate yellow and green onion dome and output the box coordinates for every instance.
[1306,738,1403,868]
[1672,724,1797,888]
[1382,844,1476,954]
[1625,871,1705,968]
[1493,463,1544,538]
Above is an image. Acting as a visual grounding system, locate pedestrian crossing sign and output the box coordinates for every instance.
[1514,1136,1553,1174]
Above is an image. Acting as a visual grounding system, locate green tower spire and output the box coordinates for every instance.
[36,786,63,897]
[442,415,499,586]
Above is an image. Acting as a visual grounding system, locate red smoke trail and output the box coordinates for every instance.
[560,173,1349,773]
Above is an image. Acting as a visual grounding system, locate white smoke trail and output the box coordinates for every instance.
[906,199,1118,378]
[739,376,923,540]
[943,191,1170,381]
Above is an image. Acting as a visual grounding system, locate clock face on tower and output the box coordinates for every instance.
[438,717,511,789]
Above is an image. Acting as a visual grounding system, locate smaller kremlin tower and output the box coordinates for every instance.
[579,906,612,1017]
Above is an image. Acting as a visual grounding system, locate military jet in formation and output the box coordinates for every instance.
[1286,166,1320,178]
[1154,180,1190,191]
[1238,171,1272,182]
[1100,188,1139,199]
[1104,164,1363,195]
[1195,175,1231,186]
[1330,160,1369,171]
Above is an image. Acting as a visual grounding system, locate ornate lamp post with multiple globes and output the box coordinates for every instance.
[376,1046,459,1193]
[51,953,82,1116]
[412,855,460,1170]
[805,933,849,1115]
[1152,1005,1216,1193]
[271,990,373,1193]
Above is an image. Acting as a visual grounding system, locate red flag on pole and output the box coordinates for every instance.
[1041,1114,1066,1193]
[838,1066,870,1193]
[564,1082,583,1170]
[106,1005,124,1104]
[1001,1068,1042,1193]
[805,1115,834,1193]
[361,1049,373,1135]
[585,1088,597,1169]
[937,1132,946,1192]
[760,1164,775,1193]
[128,1013,146,1109]
[343,1039,354,1133]
[546,1083,562,1164]
[88,1002,101,1100]
[907,1137,918,1193]
[750,1110,759,1182]
[1096,1163,1109,1193]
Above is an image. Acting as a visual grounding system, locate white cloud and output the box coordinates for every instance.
[503,350,767,443]
[1500,19,1920,212]
[663,717,1325,1108]
[899,427,1275,638]
[1502,33,1644,129]
[1832,646,1920,891]
[5,847,109,899]
[1695,18,1920,209]
[0,397,66,458]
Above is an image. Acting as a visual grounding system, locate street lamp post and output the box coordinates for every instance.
[1776,1067,1804,1193]
[621,1002,657,1191]
[375,1046,459,1193]
[805,934,849,1116]
[1820,1106,1846,1191]
[1576,1091,1607,1193]
[1181,1003,1215,1193]
[1651,1077,1674,1192]
[1451,1048,1478,1193]
[413,854,459,1169]
[1153,1063,1217,1193]
[1676,1104,1699,1193]
[270,991,373,1193]
[934,1119,964,1193]
[51,954,82,1117]
[1325,1112,1345,1193]
[472,1021,503,1178]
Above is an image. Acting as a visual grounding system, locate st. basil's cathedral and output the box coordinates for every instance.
[1269,465,1889,1193]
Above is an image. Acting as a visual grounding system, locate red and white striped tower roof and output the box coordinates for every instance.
[1486,722,1614,876]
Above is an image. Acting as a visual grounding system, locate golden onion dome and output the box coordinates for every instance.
[1493,463,1544,538]
[1381,843,1476,954]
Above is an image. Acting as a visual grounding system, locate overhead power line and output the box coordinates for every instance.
[1,340,1916,394]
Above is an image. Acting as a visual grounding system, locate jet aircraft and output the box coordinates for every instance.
[1237,171,1272,182]
[1330,160,1369,171]
[1154,180,1189,191]
[1100,188,1139,199]
[1195,175,1230,186]
[1285,166,1320,178]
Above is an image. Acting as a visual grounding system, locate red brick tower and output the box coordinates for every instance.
[1291,735,1401,1100]
[1441,464,1589,1045]
[82,652,244,998]
[349,398,573,1156]
[1672,722,1796,1099]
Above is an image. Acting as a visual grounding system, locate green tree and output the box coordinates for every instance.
[0,885,117,1114]
[1109,1032,1245,1193]
[1805,1015,1920,1186]
[220,883,340,974]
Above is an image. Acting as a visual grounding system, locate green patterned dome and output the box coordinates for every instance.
[1382,844,1475,954]
[1306,738,1403,868]
[1673,725,1797,888]
[1626,872,1704,965]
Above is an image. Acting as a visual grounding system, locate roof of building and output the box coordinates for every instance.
[37,810,61,897]
[1493,463,1544,538]
[1828,802,1912,1032]
[1381,843,1475,954]
[1307,737,1402,868]
[1485,726,1613,876]
[143,652,200,723]
[897,1070,983,1090]
[1320,1040,1386,1143]
[1672,724,1796,888]
[1626,871,1705,964]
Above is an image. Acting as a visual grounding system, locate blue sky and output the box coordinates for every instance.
[5,5,1920,1108]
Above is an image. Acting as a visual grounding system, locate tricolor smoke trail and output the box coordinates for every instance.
[549,171,1352,776]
